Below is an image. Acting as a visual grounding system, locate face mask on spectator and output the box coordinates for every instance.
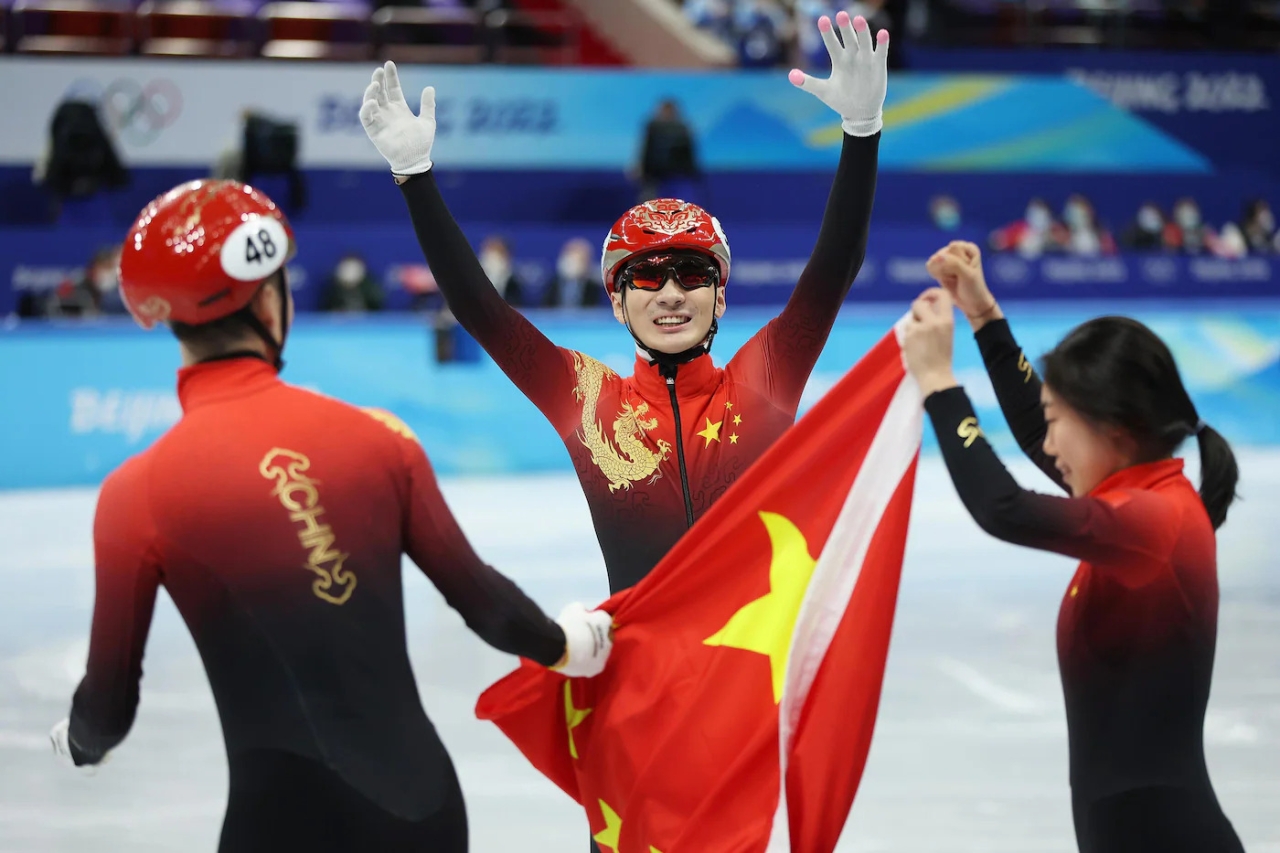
[1138,206,1162,233]
[336,258,366,287]
[1026,204,1052,231]
[1064,201,1091,230]
[480,250,512,285]
[558,252,589,281]
[1175,204,1200,230]
[933,202,960,231]
[94,268,118,292]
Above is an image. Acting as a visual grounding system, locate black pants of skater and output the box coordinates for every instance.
[1073,785,1245,853]
[219,749,468,853]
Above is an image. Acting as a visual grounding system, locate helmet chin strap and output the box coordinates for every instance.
[620,286,719,374]
[200,273,290,372]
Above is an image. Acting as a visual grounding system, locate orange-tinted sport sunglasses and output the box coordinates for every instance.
[618,252,720,292]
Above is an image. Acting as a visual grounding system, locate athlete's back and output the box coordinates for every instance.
[54,179,613,853]
[74,356,567,821]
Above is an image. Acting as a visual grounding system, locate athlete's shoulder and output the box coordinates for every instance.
[567,349,619,378]
[357,407,419,442]
[95,448,162,541]
[274,383,416,436]
[101,443,158,495]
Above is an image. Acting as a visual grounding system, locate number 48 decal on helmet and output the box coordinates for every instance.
[221,217,290,282]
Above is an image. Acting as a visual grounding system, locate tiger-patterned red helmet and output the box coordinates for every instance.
[600,199,731,295]
[119,179,295,329]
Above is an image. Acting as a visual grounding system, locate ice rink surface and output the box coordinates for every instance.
[2,454,1277,852]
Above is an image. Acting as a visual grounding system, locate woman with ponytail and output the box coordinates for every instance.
[901,240,1244,853]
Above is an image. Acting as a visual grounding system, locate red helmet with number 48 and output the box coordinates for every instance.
[119,179,296,330]
[600,198,730,295]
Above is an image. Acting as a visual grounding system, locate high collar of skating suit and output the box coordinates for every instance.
[177,356,281,413]
[630,351,722,402]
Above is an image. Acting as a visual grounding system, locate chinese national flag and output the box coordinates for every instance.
[476,324,923,853]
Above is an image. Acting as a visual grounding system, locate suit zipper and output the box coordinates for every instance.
[663,368,696,528]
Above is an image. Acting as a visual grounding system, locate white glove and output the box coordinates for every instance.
[50,718,103,773]
[551,602,613,678]
[359,60,436,177]
[789,12,889,137]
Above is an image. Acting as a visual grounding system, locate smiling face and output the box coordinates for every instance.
[611,251,726,354]
[1041,384,1133,496]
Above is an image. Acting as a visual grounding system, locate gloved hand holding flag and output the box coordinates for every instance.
[477,321,923,853]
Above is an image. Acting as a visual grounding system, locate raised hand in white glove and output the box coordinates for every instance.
[789,12,889,137]
[359,60,436,177]
[550,602,613,678]
[50,718,103,773]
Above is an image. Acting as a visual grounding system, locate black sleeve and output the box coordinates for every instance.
[732,132,880,414]
[973,318,1067,492]
[397,172,577,432]
[68,467,163,766]
[924,387,1174,568]
[401,438,566,667]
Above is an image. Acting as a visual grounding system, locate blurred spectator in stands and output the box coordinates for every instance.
[734,0,789,67]
[479,236,525,306]
[47,275,99,319]
[1123,202,1173,251]
[684,0,736,43]
[542,238,605,308]
[1168,197,1214,255]
[320,254,385,313]
[637,99,700,203]
[1241,198,1276,254]
[1061,194,1116,256]
[795,0,837,71]
[1213,222,1249,259]
[990,198,1066,259]
[89,246,127,315]
[929,194,961,232]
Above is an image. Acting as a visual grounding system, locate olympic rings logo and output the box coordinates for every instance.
[64,78,183,147]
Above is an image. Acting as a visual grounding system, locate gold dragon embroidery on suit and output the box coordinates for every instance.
[572,352,672,492]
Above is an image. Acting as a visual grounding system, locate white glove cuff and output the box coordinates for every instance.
[392,158,433,179]
[842,114,883,137]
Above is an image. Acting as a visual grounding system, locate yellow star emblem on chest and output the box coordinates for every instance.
[696,417,723,447]
[563,681,592,759]
[704,511,818,703]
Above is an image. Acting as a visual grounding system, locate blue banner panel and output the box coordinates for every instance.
[3,303,1278,489]
[906,50,1280,178]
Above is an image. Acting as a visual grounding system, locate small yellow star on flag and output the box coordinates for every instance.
[563,681,592,759]
[593,800,622,852]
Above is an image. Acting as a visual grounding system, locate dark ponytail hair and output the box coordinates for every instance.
[1040,316,1239,529]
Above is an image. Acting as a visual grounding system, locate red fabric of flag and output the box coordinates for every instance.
[477,326,922,853]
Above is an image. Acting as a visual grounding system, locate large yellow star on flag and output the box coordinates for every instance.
[593,800,622,852]
[696,417,723,447]
[704,512,818,703]
[563,681,592,760]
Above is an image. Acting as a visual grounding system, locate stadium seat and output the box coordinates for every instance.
[371,6,482,64]
[11,0,134,55]
[136,0,256,57]
[258,1,372,61]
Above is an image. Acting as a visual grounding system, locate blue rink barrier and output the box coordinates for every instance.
[2,302,1278,489]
